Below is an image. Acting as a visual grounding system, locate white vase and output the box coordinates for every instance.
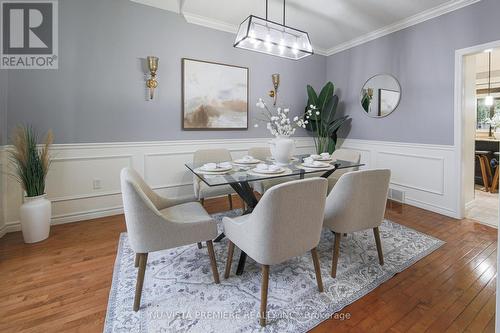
[270,135,295,166]
[20,194,51,243]
[495,130,500,140]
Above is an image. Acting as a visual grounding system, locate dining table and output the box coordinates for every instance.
[185,154,364,275]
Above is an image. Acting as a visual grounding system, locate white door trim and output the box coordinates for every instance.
[454,39,500,219]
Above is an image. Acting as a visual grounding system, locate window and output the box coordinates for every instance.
[477,97,500,130]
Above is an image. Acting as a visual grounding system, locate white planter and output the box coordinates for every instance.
[20,194,51,243]
[270,136,295,166]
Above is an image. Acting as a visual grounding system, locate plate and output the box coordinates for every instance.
[251,167,285,174]
[301,162,331,168]
[266,157,299,162]
[311,156,333,162]
[233,158,261,165]
[199,165,233,172]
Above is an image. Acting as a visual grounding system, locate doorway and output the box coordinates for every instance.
[462,49,500,227]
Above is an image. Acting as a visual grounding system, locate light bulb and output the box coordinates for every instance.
[485,95,494,106]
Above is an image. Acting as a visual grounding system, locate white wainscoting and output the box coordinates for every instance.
[338,138,459,218]
[0,137,460,238]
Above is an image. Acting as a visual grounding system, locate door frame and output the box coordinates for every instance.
[454,39,500,218]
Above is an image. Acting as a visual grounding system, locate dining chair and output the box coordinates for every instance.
[223,177,328,326]
[120,167,220,312]
[328,149,361,192]
[248,146,271,161]
[193,149,236,209]
[323,169,391,278]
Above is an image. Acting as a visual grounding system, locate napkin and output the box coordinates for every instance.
[268,165,280,172]
[304,157,314,164]
[310,154,321,160]
[242,155,254,161]
[219,162,232,168]
[320,152,330,158]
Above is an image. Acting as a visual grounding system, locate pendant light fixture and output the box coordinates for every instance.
[485,50,494,107]
[233,0,313,60]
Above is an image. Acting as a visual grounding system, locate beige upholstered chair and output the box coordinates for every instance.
[223,178,328,326]
[193,149,235,209]
[248,146,271,161]
[328,149,361,192]
[323,169,391,278]
[120,168,220,312]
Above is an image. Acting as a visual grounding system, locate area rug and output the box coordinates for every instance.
[104,210,444,333]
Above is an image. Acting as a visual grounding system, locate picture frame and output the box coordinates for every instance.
[182,58,249,130]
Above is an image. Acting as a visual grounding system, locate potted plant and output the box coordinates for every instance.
[8,125,53,243]
[254,98,307,165]
[304,82,350,154]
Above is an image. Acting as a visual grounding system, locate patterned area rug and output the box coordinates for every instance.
[104,210,444,332]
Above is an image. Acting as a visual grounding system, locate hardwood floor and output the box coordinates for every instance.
[0,197,497,332]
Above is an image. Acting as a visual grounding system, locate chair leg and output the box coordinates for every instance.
[225,240,235,279]
[133,253,148,312]
[373,227,384,265]
[310,248,324,292]
[206,240,220,284]
[260,265,270,327]
[197,242,202,249]
[491,166,499,193]
[200,198,205,206]
[332,233,341,278]
[134,253,140,268]
[478,155,490,191]
[228,194,233,210]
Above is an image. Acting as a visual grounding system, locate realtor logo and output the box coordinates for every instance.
[1,0,58,69]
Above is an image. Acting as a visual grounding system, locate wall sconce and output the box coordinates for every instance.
[268,73,280,106]
[146,56,159,100]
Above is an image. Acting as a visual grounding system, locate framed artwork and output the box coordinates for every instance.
[182,58,248,130]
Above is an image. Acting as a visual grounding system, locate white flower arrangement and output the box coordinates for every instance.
[254,98,308,137]
[486,113,500,129]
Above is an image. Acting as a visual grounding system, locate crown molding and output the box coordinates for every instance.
[324,0,482,56]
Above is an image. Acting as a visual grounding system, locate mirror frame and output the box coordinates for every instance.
[360,73,402,118]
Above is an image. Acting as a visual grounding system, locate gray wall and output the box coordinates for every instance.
[0,70,6,145]
[328,0,500,145]
[3,0,326,144]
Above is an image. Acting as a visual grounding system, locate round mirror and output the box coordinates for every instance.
[360,74,401,118]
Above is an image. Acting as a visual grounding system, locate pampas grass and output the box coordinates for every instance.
[8,125,53,197]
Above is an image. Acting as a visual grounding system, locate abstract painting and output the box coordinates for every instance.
[182,58,248,129]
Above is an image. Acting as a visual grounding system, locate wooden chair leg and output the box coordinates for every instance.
[197,242,202,249]
[134,253,140,268]
[200,198,205,206]
[206,240,220,284]
[133,253,148,312]
[332,232,341,278]
[491,166,499,193]
[373,227,384,265]
[310,248,324,292]
[224,240,235,279]
[228,194,233,210]
[260,265,270,327]
[484,156,493,180]
[478,155,490,191]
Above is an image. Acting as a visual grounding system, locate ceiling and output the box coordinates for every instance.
[131,0,481,56]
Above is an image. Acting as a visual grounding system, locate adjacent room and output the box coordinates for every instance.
[1,0,499,332]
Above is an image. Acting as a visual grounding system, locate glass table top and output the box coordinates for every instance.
[185,155,364,187]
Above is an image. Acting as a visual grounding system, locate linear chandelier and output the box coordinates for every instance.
[233,0,313,60]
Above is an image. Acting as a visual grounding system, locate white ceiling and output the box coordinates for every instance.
[131,0,481,55]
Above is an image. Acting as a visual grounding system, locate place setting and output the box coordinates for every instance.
[299,156,335,171]
[247,163,291,177]
[194,161,234,175]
